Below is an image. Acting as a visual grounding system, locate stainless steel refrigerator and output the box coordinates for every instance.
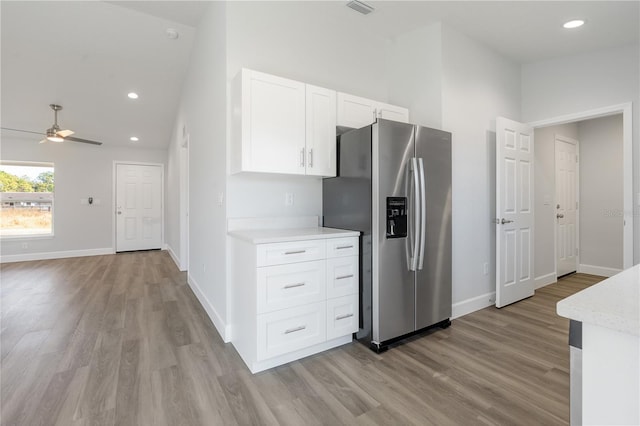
[323,119,452,352]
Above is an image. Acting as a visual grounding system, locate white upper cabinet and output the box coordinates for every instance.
[232,69,306,175]
[377,102,410,123]
[336,92,409,130]
[306,84,336,177]
[232,69,336,177]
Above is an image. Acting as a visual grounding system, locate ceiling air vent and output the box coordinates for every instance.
[346,0,374,15]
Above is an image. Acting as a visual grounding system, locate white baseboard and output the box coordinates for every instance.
[452,291,496,319]
[165,244,185,271]
[187,273,231,342]
[578,264,622,278]
[535,272,557,289]
[0,247,113,263]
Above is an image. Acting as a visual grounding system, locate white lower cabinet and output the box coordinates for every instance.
[231,234,359,373]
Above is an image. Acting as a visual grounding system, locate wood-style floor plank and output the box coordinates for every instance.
[0,253,602,425]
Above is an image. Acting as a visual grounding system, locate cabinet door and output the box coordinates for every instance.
[377,102,409,124]
[336,92,377,129]
[326,294,358,341]
[305,85,336,177]
[243,70,306,174]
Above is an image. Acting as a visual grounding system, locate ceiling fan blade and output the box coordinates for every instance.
[64,136,103,146]
[1,127,45,136]
[56,129,74,137]
[39,138,48,144]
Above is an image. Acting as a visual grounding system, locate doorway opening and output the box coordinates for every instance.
[531,103,632,286]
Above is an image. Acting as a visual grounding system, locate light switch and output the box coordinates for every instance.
[285,193,294,206]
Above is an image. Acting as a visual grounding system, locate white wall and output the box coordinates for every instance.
[440,24,522,313]
[522,44,640,264]
[578,114,624,271]
[385,23,443,129]
[533,123,578,283]
[0,137,166,260]
[166,2,229,336]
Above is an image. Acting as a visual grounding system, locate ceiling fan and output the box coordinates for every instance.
[1,104,103,145]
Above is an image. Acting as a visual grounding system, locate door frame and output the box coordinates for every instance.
[529,102,633,270]
[180,132,189,271]
[554,134,580,277]
[112,161,165,253]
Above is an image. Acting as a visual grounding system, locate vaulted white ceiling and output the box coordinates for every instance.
[2,1,637,149]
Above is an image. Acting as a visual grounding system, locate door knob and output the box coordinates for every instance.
[557,213,564,219]
[501,218,514,224]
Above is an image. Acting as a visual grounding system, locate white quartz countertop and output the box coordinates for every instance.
[228,227,359,244]
[557,264,640,336]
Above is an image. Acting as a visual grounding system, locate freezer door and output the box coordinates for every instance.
[414,126,452,329]
[373,119,416,343]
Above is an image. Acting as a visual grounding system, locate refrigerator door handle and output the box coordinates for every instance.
[410,158,420,271]
[417,158,427,270]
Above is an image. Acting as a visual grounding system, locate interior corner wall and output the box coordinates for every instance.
[166,115,183,268]
[385,23,443,129]
[170,2,228,337]
[440,24,521,309]
[0,138,167,259]
[578,114,624,271]
[224,1,391,221]
[521,44,640,265]
[533,123,578,282]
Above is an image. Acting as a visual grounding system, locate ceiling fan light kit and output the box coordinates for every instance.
[1,103,103,146]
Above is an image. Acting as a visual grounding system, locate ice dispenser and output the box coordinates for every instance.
[386,197,407,238]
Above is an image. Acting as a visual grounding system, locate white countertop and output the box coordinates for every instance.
[557,264,640,336]
[228,227,359,244]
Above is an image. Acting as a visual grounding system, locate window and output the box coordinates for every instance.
[0,161,54,237]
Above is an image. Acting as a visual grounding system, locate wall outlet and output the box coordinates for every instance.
[217,192,224,207]
[285,193,294,207]
[483,262,489,275]
[21,242,28,249]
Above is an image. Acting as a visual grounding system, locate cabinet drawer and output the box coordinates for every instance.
[326,256,358,299]
[326,237,358,258]
[257,261,326,314]
[326,295,358,341]
[257,240,326,267]
[257,302,326,361]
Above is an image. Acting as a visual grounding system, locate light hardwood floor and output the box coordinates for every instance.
[0,251,601,425]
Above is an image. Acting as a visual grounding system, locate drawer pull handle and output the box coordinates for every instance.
[284,250,306,255]
[336,274,354,280]
[284,282,305,289]
[336,245,353,250]
[284,325,306,334]
[336,313,354,321]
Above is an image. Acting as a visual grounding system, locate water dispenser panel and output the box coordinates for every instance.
[386,197,407,239]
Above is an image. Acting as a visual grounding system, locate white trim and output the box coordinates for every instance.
[113,161,165,253]
[530,102,633,269]
[577,264,622,278]
[554,134,580,277]
[188,273,231,342]
[165,244,184,271]
[535,272,557,289]
[0,247,113,263]
[451,291,495,319]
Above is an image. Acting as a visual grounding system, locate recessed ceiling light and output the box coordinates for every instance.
[127,92,139,99]
[130,136,139,142]
[563,19,585,29]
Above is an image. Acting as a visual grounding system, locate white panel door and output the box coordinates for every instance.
[556,136,578,277]
[305,84,336,177]
[116,164,163,252]
[496,117,534,308]
[244,70,305,174]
